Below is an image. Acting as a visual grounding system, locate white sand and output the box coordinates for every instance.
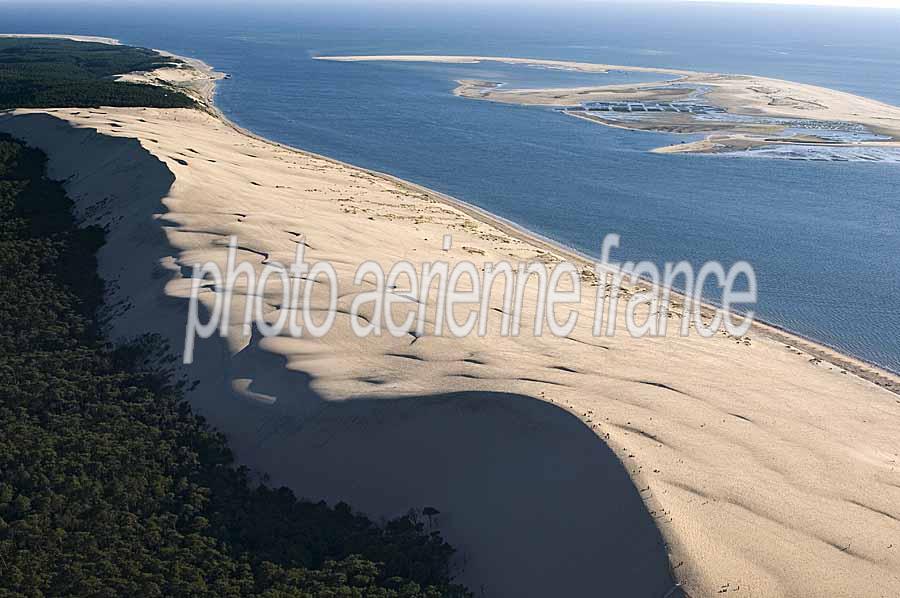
[1,49,899,598]
[114,57,224,108]
[316,54,900,127]
[320,55,900,153]
[1,34,223,109]
[315,54,695,77]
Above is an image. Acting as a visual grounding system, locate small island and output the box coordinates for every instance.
[317,55,900,157]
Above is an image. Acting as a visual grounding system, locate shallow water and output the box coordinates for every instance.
[5,1,900,372]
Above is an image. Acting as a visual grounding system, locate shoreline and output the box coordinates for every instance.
[6,36,900,597]
[3,37,897,385]
[319,55,900,155]
[203,52,900,392]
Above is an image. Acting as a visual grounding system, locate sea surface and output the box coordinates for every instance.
[6,1,900,372]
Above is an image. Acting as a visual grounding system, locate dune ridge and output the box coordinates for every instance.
[1,45,900,597]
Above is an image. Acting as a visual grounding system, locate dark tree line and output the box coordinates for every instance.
[0,38,195,109]
[0,134,471,596]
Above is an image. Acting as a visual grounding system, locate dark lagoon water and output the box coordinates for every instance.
[6,1,900,372]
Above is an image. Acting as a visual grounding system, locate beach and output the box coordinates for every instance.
[2,44,900,597]
[317,55,900,155]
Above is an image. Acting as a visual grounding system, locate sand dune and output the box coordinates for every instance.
[319,55,900,154]
[2,56,900,597]
[0,110,677,597]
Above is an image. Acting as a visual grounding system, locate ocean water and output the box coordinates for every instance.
[5,1,900,372]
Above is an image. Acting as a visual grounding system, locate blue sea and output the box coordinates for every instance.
[6,1,900,372]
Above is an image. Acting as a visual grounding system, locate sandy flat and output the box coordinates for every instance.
[2,50,900,598]
[316,54,900,127]
[316,54,695,77]
[320,55,900,154]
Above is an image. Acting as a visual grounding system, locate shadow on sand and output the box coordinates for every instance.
[0,112,680,598]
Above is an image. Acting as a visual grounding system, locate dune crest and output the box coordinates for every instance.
[2,53,899,596]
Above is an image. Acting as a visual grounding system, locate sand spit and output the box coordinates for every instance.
[1,45,899,597]
[315,54,695,77]
[0,33,121,45]
[318,55,900,155]
[114,49,224,108]
[0,33,223,109]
